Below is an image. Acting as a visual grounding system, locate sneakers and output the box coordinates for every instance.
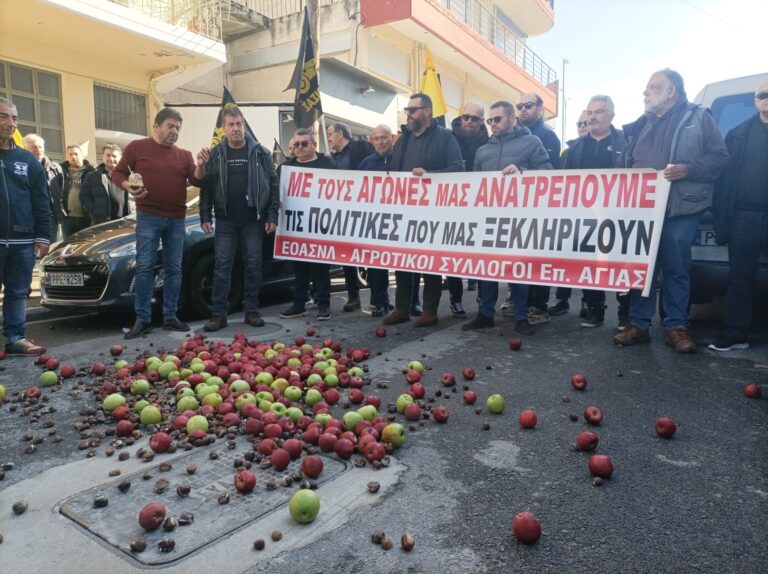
[204,315,228,332]
[280,305,306,319]
[343,297,361,312]
[409,304,423,317]
[414,312,438,327]
[708,338,750,352]
[515,319,535,336]
[461,313,494,330]
[5,338,45,356]
[125,320,153,340]
[613,325,650,346]
[527,307,550,325]
[316,307,331,321]
[665,326,696,354]
[245,312,264,327]
[383,309,410,325]
[371,305,388,318]
[580,307,605,328]
[449,301,466,317]
[500,293,514,310]
[579,302,589,319]
[548,299,570,316]
[163,317,190,332]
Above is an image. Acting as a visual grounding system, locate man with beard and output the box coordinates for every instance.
[462,100,552,334]
[614,69,728,353]
[382,92,463,327]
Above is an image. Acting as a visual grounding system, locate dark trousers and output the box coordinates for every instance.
[61,216,90,239]
[293,262,330,309]
[343,266,359,300]
[723,210,767,340]
[528,285,550,312]
[447,276,463,303]
[555,287,629,311]
[367,268,390,308]
[395,271,441,314]
[211,219,264,317]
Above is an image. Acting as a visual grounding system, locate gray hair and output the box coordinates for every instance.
[102,143,121,153]
[372,124,392,135]
[588,95,615,115]
[0,96,16,110]
[23,133,44,146]
[655,68,687,102]
[329,122,352,141]
[294,128,316,143]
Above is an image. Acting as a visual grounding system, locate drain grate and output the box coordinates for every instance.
[59,442,349,566]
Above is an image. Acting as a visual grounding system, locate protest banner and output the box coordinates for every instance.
[275,167,671,296]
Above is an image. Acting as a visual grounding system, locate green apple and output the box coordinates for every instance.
[0,384,6,401]
[314,412,332,426]
[133,399,150,413]
[176,395,199,413]
[176,387,195,399]
[324,374,339,388]
[347,367,364,378]
[179,368,193,380]
[264,349,278,360]
[320,347,333,358]
[146,357,162,372]
[165,355,180,364]
[102,393,126,412]
[40,370,59,387]
[406,360,424,373]
[286,406,303,423]
[158,362,176,380]
[258,399,273,412]
[255,372,274,386]
[113,359,129,372]
[197,384,217,398]
[270,402,287,417]
[289,489,320,524]
[139,405,162,425]
[190,362,205,374]
[306,373,323,387]
[235,393,257,411]
[201,392,223,408]
[304,388,323,406]
[283,386,303,402]
[271,378,289,393]
[229,379,251,393]
[314,361,329,372]
[255,391,274,403]
[287,357,302,368]
[342,411,363,432]
[396,393,414,414]
[357,404,378,421]
[186,414,209,433]
[130,379,150,396]
[272,342,286,351]
[207,376,224,388]
[381,423,406,447]
[486,393,506,414]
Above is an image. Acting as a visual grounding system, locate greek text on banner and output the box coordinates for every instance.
[275,167,671,297]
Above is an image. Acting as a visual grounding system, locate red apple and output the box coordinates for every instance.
[409,383,426,400]
[115,420,134,437]
[45,358,59,371]
[270,448,291,471]
[25,387,42,400]
[36,354,51,366]
[283,438,303,459]
[519,409,537,429]
[301,454,324,478]
[234,470,257,493]
[508,339,522,351]
[110,344,124,357]
[375,327,387,338]
[405,370,421,384]
[365,394,381,410]
[60,365,76,379]
[463,390,477,405]
[512,512,541,544]
[111,405,131,421]
[362,441,386,462]
[149,432,172,453]
[91,362,107,376]
[655,417,677,438]
[263,423,283,439]
[318,433,338,453]
[588,454,614,478]
[334,437,354,459]
[462,367,475,381]
[440,372,456,387]
[583,406,604,426]
[222,412,241,428]
[432,406,449,423]
[403,402,422,421]
[138,502,166,531]
[257,438,278,455]
[576,431,599,451]
[744,384,762,399]
[348,388,365,404]
[570,374,587,390]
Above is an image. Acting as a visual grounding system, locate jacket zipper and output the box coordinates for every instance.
[1,159,10,243]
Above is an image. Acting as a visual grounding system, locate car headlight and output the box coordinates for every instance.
[107,242,137,258]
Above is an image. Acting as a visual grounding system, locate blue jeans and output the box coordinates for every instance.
[629,213,701,331]
[367,267,390,308]
[212,219,264,316]
[479,280,529,320]
[134,212,185,323]
[0,244,35,343]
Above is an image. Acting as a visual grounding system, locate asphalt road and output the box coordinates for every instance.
[1,287,766,574]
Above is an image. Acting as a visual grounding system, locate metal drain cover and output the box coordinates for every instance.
[59,443,349,566]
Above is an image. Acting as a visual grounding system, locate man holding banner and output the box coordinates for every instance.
[614,69,729,353]
[462,100,552,335]
[382,92,463,328]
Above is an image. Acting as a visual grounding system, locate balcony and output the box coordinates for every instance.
[494,0,555,36]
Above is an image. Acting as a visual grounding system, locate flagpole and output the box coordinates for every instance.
[306,0,328,152]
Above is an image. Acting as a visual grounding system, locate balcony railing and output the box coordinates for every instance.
[109,0,224,41]
[438,0,557,86]
[231,0,341,20]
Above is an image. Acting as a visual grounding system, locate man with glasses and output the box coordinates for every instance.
[279,128,337,321]
[382,92,463,327]
[614,69,728,353]
[462,100,551,334]
[709,80,768,352]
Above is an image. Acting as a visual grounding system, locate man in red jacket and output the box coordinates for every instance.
[112,107,204,339]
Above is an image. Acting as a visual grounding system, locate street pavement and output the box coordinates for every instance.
[0,286,766,574]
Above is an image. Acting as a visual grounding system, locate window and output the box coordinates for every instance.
[94,84,148,136]
[710,93,757,137]
[0,60,64,160]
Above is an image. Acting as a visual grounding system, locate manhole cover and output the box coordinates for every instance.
[59,443,349,566]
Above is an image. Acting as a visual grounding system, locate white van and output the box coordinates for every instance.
[689,73,768,305]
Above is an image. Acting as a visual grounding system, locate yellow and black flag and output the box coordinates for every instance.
[272,138,287,170]
[211,87,256,148]
[285,6,322,128]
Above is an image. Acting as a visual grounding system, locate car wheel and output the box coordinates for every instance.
[186,254,243,318]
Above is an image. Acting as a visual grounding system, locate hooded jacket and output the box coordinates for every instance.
[0,143,51,245]
[450,116,490,172]
[199,133,279,225]
[473,125,552,172]
[80,163,130,224]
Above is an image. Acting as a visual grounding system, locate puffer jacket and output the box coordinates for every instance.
[473,125,553,171]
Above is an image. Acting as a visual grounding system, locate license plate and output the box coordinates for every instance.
[47,272,84,287]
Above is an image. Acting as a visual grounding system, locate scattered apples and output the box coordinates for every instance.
[588,454,614,478]
[508,339,522,351]
[463,390,477,405]
[440,372,456,387]
[744,384,762,399]
[302,455,324,478]
[289,489,320,524]
[512,512,541,544]
[486,394,506,414]
[375,327,387,338]
[519,409,537,429]
[462,367,475,380]
[432,405,449,423]
[138,502,166,531]
[583,406,604,426]
[149,432,172,453]
[576,431,599,451]
[570,374,587,390]
[234,470,257,493]
[110,344,124,357]
[655,417,677,438]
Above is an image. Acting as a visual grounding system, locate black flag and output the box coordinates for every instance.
[272,138,287,170]
[285,7,322,128]
[211,87,256,148]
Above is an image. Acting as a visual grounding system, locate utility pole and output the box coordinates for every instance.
[561,58,569,143]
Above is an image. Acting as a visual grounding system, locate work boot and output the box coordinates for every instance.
[204,315,228,332]
[461,313,494,330]
[383,309,410,325]
[163,317,190,332]
[343,297,361,312]
[414,312,438,327]
[665,326,696,354]
[244,312,264,327]
[125,320,153,340]
[548,299,570,316]
[613,325,651,346]
[515,319,535,336]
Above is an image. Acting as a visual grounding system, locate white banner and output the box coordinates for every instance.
[276,167,671,296]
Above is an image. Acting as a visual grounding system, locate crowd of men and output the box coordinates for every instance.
[0,68,765,357]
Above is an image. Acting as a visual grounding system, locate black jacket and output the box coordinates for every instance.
[60,159,94,216]
[712,113,765,243]
[200,134,279,225]
[331,140,375,170]
[80,163,130,224]
[450,116,489,172]
[41,156,65,223]
[562,126,626,169]
[390,120,464,172]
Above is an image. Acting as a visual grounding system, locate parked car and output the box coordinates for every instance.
[689,72,768,305]
[39,198,353,317]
